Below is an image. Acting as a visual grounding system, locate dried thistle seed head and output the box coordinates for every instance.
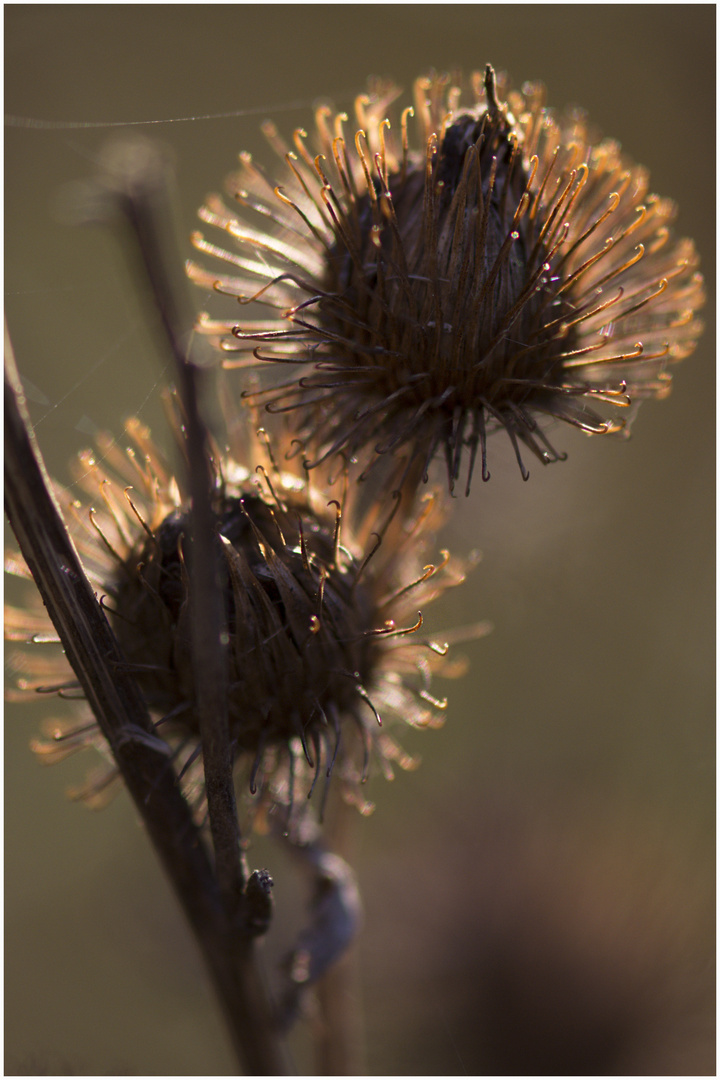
[189,65,704,492]
[112,494,373,753]
[6,413,480,823]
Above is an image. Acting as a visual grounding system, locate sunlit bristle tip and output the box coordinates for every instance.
[6,412,479,831]
[189,64,704,493]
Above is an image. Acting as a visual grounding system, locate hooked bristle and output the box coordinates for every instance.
[7,409,480,832]
[189,65,704,495]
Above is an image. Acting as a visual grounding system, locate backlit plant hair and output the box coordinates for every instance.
[6,404,477,829]
[189,64,704,492]
[5,56,707,1077]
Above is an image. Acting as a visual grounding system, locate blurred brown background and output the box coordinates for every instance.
[5,5,714,1075]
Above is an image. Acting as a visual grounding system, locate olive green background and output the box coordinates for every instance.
[5,5,715,1075]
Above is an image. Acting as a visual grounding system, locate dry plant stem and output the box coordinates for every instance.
[316,947,363,1075]
[315,791,364,1075]
[101,144,291,1074]
[5,326,286,1074]
[112,145,242,911]
[5,322,221,927]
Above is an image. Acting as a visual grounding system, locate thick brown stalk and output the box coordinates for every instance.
[5,216,289,1076]
[94,138,292,1071]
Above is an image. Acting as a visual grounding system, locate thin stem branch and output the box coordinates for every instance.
[6,136,293,1072]
[5,325,284,1072]
[100,139,291,1073]
[314,789,365,1075]
[5,321,220,921]
[108,140,244,913]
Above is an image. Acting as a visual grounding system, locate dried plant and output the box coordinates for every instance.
[189,65,704,494]
[8,406,477,826]
[5,60,705,1075]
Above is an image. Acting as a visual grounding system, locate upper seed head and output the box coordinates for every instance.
[189,65,704,492]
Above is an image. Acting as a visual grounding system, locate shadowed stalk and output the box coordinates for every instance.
[105,139,244,914]
[4,136,292,1074]
[103,140,292,1073]
[313,790,365,1075]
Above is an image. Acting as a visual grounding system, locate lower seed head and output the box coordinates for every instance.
[113,490,380,755]
[7,415,477,819]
